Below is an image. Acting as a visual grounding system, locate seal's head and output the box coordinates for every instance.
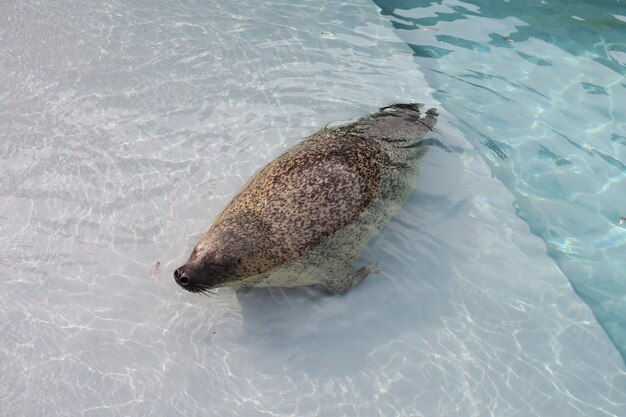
[173,213,280,294]
[173,253,238,294]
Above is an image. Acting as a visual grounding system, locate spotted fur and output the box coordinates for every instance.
[174,103,438,294]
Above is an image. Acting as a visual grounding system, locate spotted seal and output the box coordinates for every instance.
[174,103,438,294]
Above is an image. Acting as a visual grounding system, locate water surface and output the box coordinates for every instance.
[374,0,626,358]
[1,1,625,416]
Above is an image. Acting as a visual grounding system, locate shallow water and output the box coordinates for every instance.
[1,1,625,416]
[374,0,626,358]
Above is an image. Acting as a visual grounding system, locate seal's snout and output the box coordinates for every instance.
[174,267,191,288]
[173,265,213,294]
[174,268,189,285]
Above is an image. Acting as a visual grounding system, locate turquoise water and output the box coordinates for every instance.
[1,1,626,416]
[375,0,626,359]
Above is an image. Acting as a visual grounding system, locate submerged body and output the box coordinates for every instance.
[174,103,438,294]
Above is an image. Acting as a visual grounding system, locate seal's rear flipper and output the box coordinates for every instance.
[421,107,438,131]
[380,103,424,112]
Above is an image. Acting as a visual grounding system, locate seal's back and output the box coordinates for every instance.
[174,103,437,294]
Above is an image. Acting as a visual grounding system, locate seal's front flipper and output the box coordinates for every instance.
[324,264,380,294]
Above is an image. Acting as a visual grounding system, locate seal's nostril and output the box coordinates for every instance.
[174,269,181,280]
[179,274,189,286]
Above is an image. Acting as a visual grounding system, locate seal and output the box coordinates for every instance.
[174,103,438,294]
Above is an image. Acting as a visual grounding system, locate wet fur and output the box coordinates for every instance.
[175,103,438,294]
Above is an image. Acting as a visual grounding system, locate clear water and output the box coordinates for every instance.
[374,0,626,358]
[1,1,625,416]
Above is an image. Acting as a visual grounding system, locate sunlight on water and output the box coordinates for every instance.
[1,1,625,416]
[374,0,626,358]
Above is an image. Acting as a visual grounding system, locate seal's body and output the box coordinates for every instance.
[174,103,438,294]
